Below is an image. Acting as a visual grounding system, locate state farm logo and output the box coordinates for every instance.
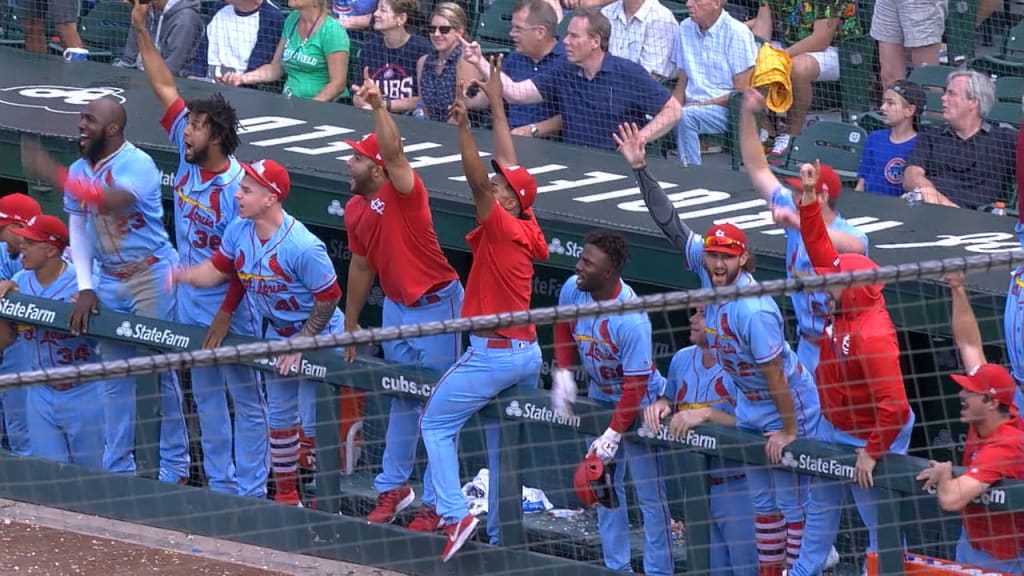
[327,199,344,217]
[504,400,581,428]
[0,85,127,114]
[637,424,718,449]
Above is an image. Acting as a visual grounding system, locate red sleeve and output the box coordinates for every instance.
[609,374,649,433]
[314,281,343,302]
[160,98,187,133]
[1017,127,1024,224]
[210,251,235,275]
[859,329,912,458]
[554,322,578,369]
[219,276,245,313]
[965,436,1020,485]
[798,200,840,270]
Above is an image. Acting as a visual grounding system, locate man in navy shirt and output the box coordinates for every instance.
[464,8,680,151]
[503,0,564,138]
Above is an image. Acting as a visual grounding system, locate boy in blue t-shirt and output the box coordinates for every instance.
[856,80,926,197]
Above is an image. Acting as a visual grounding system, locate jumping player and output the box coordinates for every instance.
[345,66,464,530]
[643,306,758,576]
[21,101,191,484]
[419,59,547,562]
[615,121,819,575]
[0,193,42,457]
[131,0,270,498]
[787,161,915,576]
[549,228,673,575]
[738,89,867,373]
[0,216,105,471]
[173,159,344,507]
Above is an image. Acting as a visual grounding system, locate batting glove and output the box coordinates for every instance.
[589,428,622,463]
[550,368,577,419]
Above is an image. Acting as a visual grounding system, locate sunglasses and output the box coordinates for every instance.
[429,25,453,34]
[703,235,745,251]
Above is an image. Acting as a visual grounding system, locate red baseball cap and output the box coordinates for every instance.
[0,193,42,228]
[952,363,1019,408]
[11,214,68,250]
[242,159,291,202]
[343,133,385,168]
[491,160,537,212]
[703,223,747,256]
[785,164,842,200]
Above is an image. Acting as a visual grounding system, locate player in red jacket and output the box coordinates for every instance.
[787,162,915,576]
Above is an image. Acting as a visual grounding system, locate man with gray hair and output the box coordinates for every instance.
[504,0,565,139]
[903,69,1016,210]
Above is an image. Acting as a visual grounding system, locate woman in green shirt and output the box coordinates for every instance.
[223,0,350,101]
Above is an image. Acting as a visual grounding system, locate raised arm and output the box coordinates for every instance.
[946,274,987,372]
[462,38,543,104]
[451,81,494,222]
[796,161,840,269]
[613,123,693,254]
[477,55,517,167]
[352,67,416,194]
[129,0,182,111]
[739,89,784,198]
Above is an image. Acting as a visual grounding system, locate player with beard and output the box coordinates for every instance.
[345,66,464,530]
[0,193,42,457]
[550,228,673,576]
[20,99,191,484]
[129,0,272,500]
[615,121,820,575]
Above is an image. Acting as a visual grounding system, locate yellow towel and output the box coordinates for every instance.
[751,43,793,113]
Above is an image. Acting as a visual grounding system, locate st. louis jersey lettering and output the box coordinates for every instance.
[13,263,99,370]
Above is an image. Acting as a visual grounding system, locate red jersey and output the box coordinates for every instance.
[344,172,457,306]
[961,418,1024,560]
[462,203,548,341]
[799,201,912,458]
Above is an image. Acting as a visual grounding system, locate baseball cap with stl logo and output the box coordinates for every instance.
[242,159,291,202]
[491,160,537,212]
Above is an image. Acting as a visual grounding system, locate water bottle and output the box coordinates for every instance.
[992,201,1007,216]
[412,102,425,120]
[903,187,923,206]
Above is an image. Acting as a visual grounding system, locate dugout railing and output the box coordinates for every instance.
[0,292,1021,575]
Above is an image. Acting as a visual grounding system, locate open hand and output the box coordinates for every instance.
[612,122,647,169]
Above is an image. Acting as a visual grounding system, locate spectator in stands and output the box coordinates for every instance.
[223,0,351,101]
[355,0,431,112]
[417,3,482,123]
[333,0,377,40]
[855,80,925,197]
[870,0,944,89]
[903,70,1016,209]
[601,0,677,80]
[747,0,861,163]
[188,0,285,81]
[464,8,681,150]
[671,0,757,166]
[504,0,564,138]
[18,0,82,54]
[116,0,205,76]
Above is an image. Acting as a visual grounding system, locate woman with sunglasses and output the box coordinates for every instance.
[416,2,482,123]
[355,0,431,113]
[223,0,351,102]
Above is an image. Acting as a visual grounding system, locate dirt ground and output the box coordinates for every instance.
[0,499,406,576]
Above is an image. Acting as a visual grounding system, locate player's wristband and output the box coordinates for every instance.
[59,167,104,206]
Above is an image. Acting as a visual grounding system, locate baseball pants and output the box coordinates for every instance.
[264,314,345,433]
[99,254,190,483]
[796,336,821,376]
[789,414,915,576]
[0,340,30,456]
[708,473,759,576]
[955,529,1024,574]
[27,382,105,470]
[375,280,464,507]
[420,335,541,544]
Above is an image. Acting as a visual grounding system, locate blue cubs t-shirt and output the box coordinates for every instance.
[857,129,918,198]
[358,34,432,101]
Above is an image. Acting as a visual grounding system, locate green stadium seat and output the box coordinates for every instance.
[970,20,1024,77]
[770,120,867,183]
[996,75,1024,102]
[945,0,978,65]
[475,0,515,55]
[986,99,1022,127]
[0,1,25,46]
[836,34,877,122]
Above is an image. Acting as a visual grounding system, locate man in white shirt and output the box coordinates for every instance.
[189,0,285,79]
[601,0,677,79]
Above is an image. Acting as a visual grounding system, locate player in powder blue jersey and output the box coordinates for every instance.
[615,121,819,575]
[21,100,191,485]
[173,159,344,507]
[644,306,758,576]
[131,0,273,499]
[0,193,42,457]
[0,216,105,470]
[550,228,672,576]
[738,90,868,374]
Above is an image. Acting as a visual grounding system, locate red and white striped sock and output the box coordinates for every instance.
[755,513,786,576]
[270,427,301,505]
[786,520,805,569]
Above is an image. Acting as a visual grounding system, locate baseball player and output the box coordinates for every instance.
[615,122,819,575]
[130,0,271,498]
[738,90,868,374]
[786,162,915,576]
[0,193,42,457]
[0,215,105,470]
[1000,157,1024,409]
[549,228,673,575]
[419,63,547,562]
[346,67,465,530]
[21,101,191,484]
[173,159,344,507]
[644,306,758,576]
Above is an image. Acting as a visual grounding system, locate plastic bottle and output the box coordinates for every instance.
[992,201,1007,216]
[412,102,425,120]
